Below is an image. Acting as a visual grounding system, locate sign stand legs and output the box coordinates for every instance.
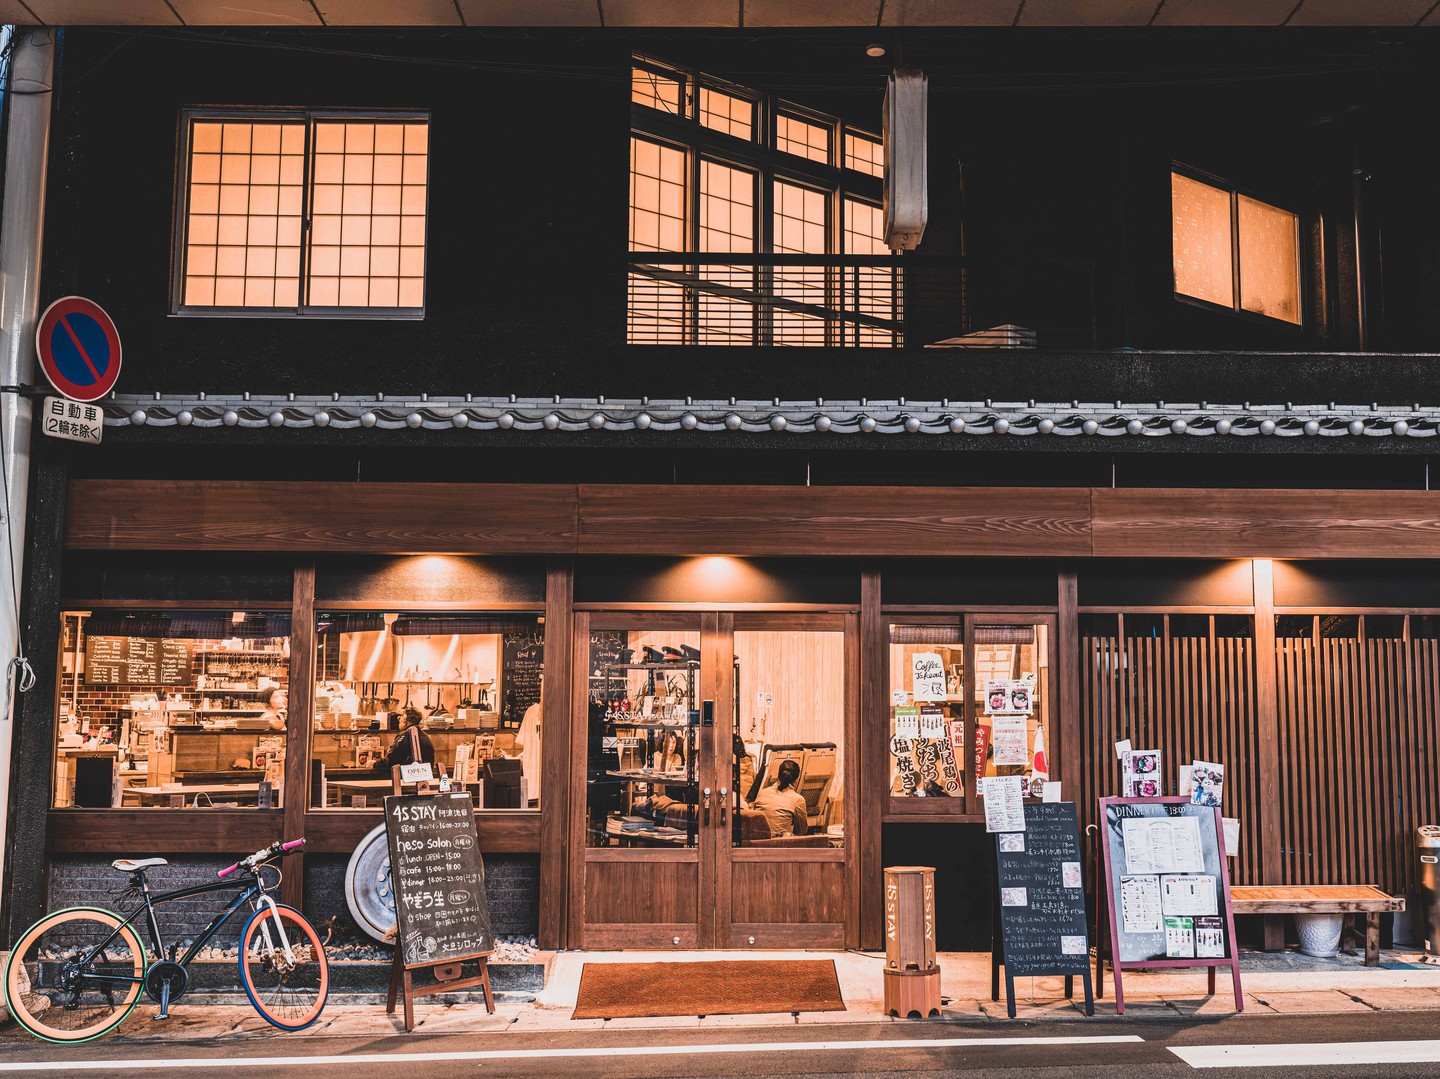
[387,950,496,1032]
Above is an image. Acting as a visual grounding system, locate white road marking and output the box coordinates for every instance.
[1173,1040,1440,1069]
[0,1033,1143,1071]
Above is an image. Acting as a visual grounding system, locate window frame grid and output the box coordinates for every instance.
[1170,162,1304,330]
[172,107,431,320]
[629,53,891,347]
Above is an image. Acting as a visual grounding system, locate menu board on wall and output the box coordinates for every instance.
[502,634,544,727]
[587,629,628,693]
[85,637,193,685]
[383,792,493,967]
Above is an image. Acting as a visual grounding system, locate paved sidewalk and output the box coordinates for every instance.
[5,947,1440,1045]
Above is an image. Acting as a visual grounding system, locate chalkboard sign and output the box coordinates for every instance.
[85,637,193,685]
[587,630,628,693]
[383,792,494,967]
[502,634,543,727]
[992,802,1093,1017]
[1098,797,1242,1014]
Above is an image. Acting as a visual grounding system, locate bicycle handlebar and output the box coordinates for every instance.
[218,837,306,879]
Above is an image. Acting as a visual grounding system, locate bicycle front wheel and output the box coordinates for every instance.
[237,903,329,1030]
[4,907,146,1043]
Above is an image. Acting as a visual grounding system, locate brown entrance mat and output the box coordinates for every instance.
[571,959,846,1019]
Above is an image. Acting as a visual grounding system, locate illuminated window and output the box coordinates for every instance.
[776,113,831,164]
[845,131,883,178]
[699,87,754,140]
[178,111,429,314]
[628,54,894,347]
[633,66,684,115]
[1172,169,1300,325]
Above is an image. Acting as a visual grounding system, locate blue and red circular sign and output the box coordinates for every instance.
[35,296,122,403]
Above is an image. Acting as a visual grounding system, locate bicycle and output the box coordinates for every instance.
[4,837,328,1043]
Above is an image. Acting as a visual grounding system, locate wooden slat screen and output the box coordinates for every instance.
[1276,625,1440,896]
[1078,618,1263,885]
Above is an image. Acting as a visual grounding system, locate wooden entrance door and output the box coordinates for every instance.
[568,611,857,949]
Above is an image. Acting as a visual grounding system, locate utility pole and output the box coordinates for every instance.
[0,26,56,911]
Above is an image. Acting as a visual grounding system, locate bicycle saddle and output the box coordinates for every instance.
[111,858,168,872]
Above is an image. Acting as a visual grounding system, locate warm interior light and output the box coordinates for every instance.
[231,611,246,623]
[866,43,887,58]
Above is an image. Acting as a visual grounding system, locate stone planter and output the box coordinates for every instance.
[1295,912,1345,957]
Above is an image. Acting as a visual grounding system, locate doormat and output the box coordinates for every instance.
[571,959,846,1019]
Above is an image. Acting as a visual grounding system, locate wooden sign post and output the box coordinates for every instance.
[382,786,495,1031]
[990,801,1093,1018]
[1097,796,1242,1014]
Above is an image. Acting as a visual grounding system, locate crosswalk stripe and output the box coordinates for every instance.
[1172,1040,1440,1069]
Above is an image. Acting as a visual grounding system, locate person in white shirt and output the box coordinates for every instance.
[752,759,807,837]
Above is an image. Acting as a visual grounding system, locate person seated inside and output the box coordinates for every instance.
[259,688,287,731]
[751,759,807,837]
[375,707,435,775]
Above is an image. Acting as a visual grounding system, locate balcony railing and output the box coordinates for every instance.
[627,253,920,347]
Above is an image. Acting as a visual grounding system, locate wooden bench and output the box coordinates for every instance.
[1230,885,1405,967]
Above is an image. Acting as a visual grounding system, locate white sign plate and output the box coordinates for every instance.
[40,396,102,444]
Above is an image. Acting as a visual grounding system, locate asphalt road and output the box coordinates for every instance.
[7,1012,1440,1078]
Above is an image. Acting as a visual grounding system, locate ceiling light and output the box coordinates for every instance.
[866,43,886,58]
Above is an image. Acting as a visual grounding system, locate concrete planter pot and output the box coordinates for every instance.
[1295,913,1345,957]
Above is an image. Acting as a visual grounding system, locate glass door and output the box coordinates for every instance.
[711,612,854,948]
[570,612,707,949]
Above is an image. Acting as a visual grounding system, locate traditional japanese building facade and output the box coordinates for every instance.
[7,10,1440,953]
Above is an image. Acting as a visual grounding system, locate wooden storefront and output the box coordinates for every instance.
[22,479,1440,951]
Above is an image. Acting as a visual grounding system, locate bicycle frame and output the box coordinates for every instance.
[68,869,280,991]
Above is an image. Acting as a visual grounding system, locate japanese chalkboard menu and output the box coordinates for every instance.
[501,634,543,728]
[1098,797,1242,1014]
[383,792,493,967]
[85,637,193,685]
[992,801,1093,1017]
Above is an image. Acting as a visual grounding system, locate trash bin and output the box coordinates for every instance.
[1419,826,1440,956]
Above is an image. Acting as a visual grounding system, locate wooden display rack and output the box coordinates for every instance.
[384,763,496,1032]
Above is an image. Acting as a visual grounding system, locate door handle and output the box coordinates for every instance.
[703,787,712,825]
[719,787,729,825]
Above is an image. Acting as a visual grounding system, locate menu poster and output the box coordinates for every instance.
[1122,749,1163,798]
[1122,816,1205,875]
[1165,916,1195,958]
[893,706,920,740]
[1194,916,1226,958]
[912,653,946,702]
[1119,874,1163,933]
[973,723,991,786]
[980,775,1025,833]
[890,735,919,795]
[992,716,1029,767]
[919,704,945,739]
[1161,874,1218,917]
[383,793,493,967]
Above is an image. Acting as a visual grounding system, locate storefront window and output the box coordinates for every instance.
[888,621,1051,802]
[733,629,844,847]
[311,611,544,810]
[54,609,291,809]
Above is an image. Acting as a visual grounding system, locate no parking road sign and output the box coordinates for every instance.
[35,296,122,403]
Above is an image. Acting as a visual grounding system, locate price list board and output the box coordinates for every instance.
[383,793,493,967]
[502,634,544,728]
[85,637,192,685]
[991,801,1093,1017]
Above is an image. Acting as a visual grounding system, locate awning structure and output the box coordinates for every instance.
[3,1,1438,28]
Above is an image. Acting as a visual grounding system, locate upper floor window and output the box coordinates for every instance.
[628,56,898,347]
[176,111,429,316]
[1171,168,1300,326]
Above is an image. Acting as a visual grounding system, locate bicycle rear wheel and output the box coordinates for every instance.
[237,903,329,1030]
[4,907,146,1043]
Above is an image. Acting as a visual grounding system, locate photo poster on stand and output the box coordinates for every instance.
[1097,797,1243,1015]
[990,801,1093,1018]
